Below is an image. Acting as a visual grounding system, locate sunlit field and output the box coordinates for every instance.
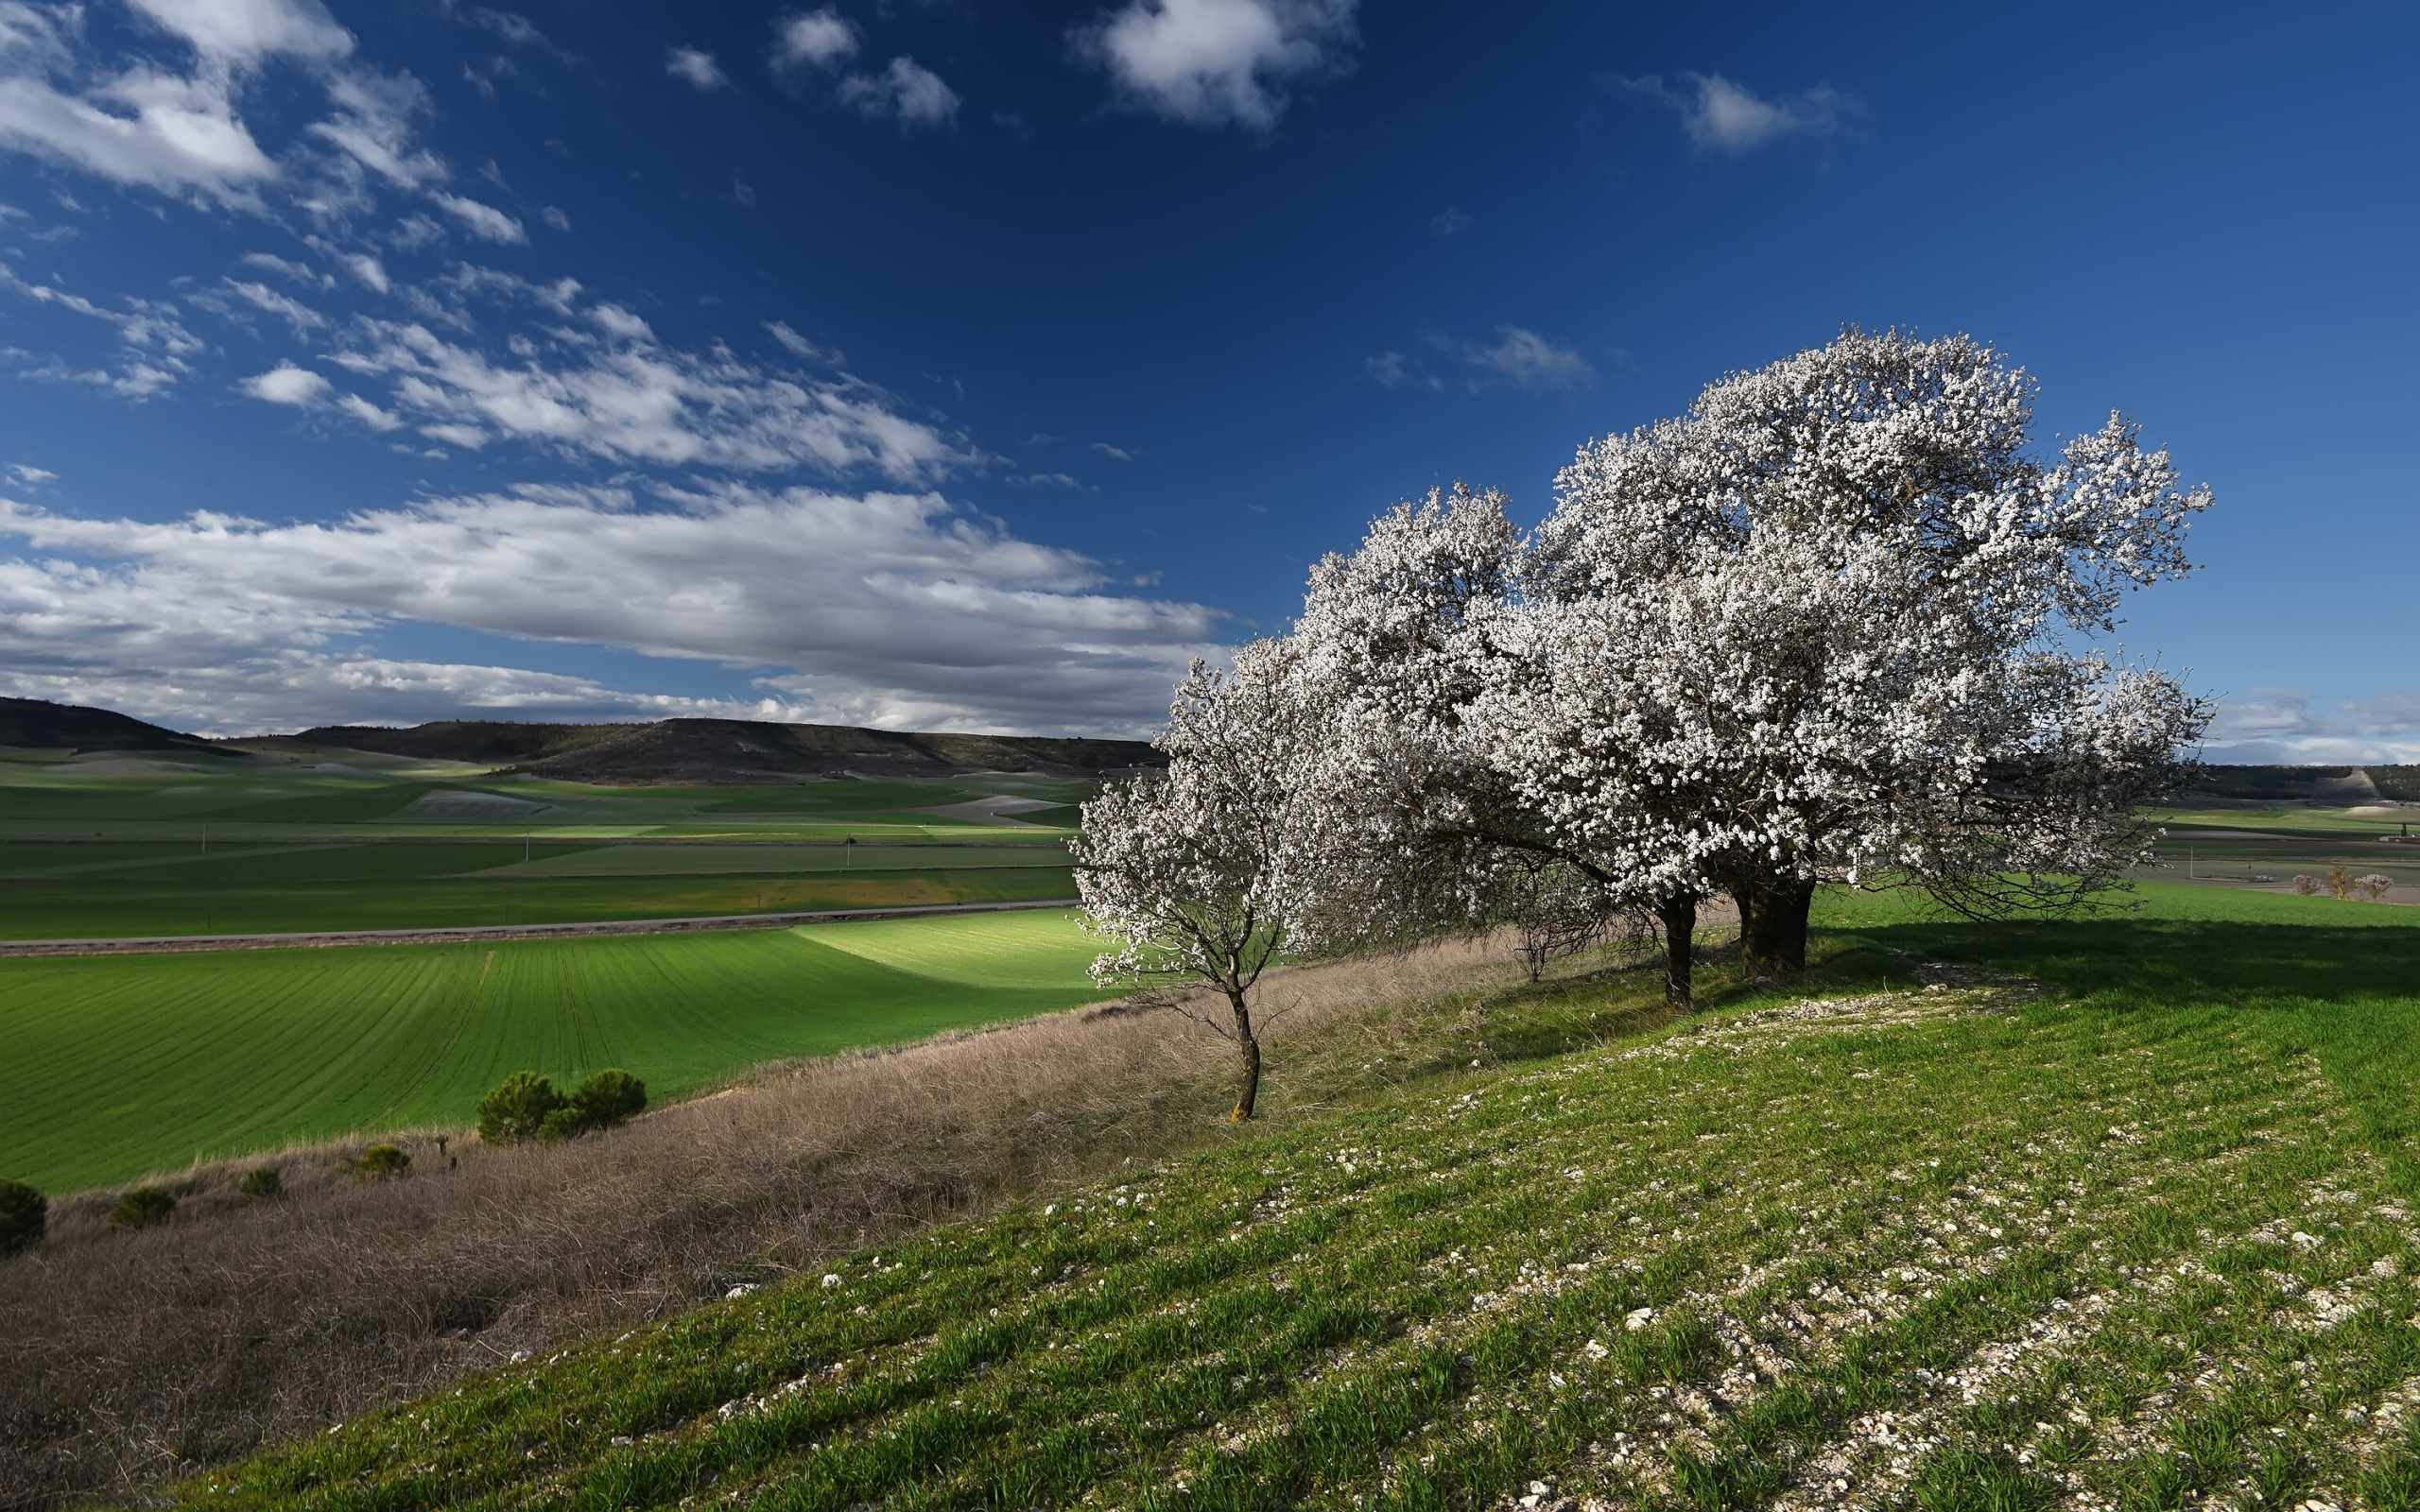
[0,909,1113,1192]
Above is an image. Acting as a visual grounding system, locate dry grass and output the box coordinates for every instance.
[0,933,1560,1507]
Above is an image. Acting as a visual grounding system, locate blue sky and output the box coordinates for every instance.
[0,0,2411,757]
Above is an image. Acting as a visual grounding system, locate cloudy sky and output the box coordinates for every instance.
[0,0,2411,753]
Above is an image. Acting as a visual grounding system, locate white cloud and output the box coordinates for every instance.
[0,487,1223,733]
[336,390,400,430]
[218,276,324,332]
[0,263,201,394]
[341,251,389,292]
[325,313,982,481]
[431,191,525,243]
[666,46,728,92]
[2199,686,2420,765]
[838,56,958,128]
[1089,441,1132,461]
[124,0,353,65]
[1365,350,1424,387]
[1616,72,1852,158]
[238,360,329,404]
[771,8,857,72]
[0,0,382,198]
[8,463,56,485]
[764,319,839,363]
[1076,0,1357,131]
[1461,326,1593,389]
[1429,205,1470,236]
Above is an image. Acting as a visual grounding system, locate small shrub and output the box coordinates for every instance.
[538,1108,590,1143]
[573,1068,646,1127]
[0,1178,45,1256]
[354,1144,410,1182]
[476,1071,565,1144]
[2290,874,2321,896]
[2327,864,2358,901]
[2358,873,2394,902]
[238,1166,283,1199]
[109,1186,176,1229]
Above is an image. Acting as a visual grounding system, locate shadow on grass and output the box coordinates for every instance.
[1815,918,2416,1005]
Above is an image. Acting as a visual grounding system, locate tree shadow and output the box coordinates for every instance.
[1816,919,2419,1005]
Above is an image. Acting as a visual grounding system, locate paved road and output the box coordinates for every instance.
[0,898,1083,958]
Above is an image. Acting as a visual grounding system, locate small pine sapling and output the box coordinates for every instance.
[354,1144,410,1181]
[476,1071,565,1144]
[572,1069,646,1127]
[109,1186,175,1228]
[0,1178,44,1256]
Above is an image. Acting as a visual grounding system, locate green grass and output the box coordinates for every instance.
[0,910,1114,1193]
[169,881,2420,1509]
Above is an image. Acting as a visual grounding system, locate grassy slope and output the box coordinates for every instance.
[0,911,1111,1192]
[182,884,2420,1510]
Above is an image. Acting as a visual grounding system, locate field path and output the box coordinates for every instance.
[0,897,1079,957]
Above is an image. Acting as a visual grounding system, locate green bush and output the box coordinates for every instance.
[538,1107,591,1143]
[0,1178,45,1256]
[355,1144,409,1181]
[110,1186,175,1228]
[476,1072,564,1145]
[238,1165,283,1199]
[573,1068,646,1127]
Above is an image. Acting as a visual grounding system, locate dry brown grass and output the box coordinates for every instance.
[0,933,1555,1507]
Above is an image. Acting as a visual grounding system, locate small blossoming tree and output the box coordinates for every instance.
[1072,641,1332,1122]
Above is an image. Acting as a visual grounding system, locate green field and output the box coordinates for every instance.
[0,910,1115,1193]
[183,882,2420,1510]
[0,747,1088,936]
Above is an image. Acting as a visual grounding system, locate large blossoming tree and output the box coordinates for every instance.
[1522,328,2211,975]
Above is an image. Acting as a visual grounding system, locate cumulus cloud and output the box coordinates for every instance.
[0,0,371,197]
[320,306,981,481]
[665,46,728,92]
[838,56,958,128]
[1076,0,1357,131]
[772,8,857,72]
[0,487,1224,733]
[238,361,329,404]
[1613,72,1853,158]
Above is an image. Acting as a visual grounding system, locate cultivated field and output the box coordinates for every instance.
[2137,804,2420,905]
[0,747,1084,937]
[0,910,1115,1192]
[154,883,2420,1510]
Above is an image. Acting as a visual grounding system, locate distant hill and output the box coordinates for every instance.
[291,716,1163,783]
[0,696,220,755]
[2178,765,2420,804]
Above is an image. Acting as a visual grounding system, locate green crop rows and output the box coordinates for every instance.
[0,910,1115,1193]
[181,882,2420,1510]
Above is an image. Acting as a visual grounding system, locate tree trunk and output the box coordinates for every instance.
[1736,874,1816,978]
[1657,892,1699,1009]
[1225,986,1262,1122]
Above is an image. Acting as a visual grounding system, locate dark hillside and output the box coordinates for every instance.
[291,720,646,765]
[2179,764,2420,803]
[292,716,1162,782]
[0,696,218,754]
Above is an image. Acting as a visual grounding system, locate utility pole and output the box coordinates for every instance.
[200,822,208,859]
